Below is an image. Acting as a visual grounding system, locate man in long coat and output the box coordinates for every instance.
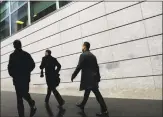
[8,40,37,117]
[40,50,65,106]
[71,42,109,116]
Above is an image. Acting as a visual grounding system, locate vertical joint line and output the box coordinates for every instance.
[56,1,60,10]
[77,4,83,43]
[103,1,109,29]
[140,2,156,90]
[9,1,12,35]
[27,1,31,25]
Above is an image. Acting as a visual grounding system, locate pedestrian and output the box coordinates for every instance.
[40,50,65,107]
[8,40,37,117]
[71,42,109,116]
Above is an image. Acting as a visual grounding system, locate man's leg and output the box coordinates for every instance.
[22,83,37,117]
[92,88,108,116]
[45,87,51,103]
[22,83,35,107]
[52,88,65,106]
[15,85,25,117]
[23,93,35,107]
[80,89,91,107]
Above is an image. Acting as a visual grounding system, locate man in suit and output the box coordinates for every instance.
[8,40,37,117]
[40,50,65,107]
[71,42,109,116]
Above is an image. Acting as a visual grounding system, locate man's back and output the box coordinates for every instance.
[82,51,99,72]
[43,56,56,71]
[40,55,61,76]
[71,43,101,91]
[8,49,35,82]
[79,51,101,83]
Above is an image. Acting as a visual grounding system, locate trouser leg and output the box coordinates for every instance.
[80,89,91,107]
[92,88,107,112]
[45,87,51,102]
[23,93,35,108]
[52,88,64,105]
[22,83,35,108]
[15,86,25,117]
[21,83,37,117]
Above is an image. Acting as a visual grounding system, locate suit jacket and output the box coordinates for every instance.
[40,55,61,88]
[8,49,35,85]
[72,51,101,91]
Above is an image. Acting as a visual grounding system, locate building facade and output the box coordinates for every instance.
[1,1,162,99]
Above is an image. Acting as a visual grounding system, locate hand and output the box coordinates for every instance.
[71,77,74,82]
[71,74,75,82]
[40,69,44,78]
[40,74,44,78]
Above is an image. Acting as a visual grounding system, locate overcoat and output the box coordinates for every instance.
[40,55,61,89]
[72,51,101,91]
[8,49,35,85]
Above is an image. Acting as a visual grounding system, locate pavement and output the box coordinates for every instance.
[1,91,162,117]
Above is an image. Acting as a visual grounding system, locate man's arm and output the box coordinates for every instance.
[95,57,101,82]
[39,57,45,78]
[71,54,85,81]
[55,58,61,74]
[40,57,45,70]
[8,54,14,77]
[28,54,35,72]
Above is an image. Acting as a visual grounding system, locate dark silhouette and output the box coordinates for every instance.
[8,40,37,117]
[71,42,109,117]
[40,50,65,106]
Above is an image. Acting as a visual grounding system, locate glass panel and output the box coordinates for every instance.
[0,17,10,40]
[10,1,26,12]
[59,1,71,8]
[0,1,9,21]
[30,1,57,23]
[11,3,28,34]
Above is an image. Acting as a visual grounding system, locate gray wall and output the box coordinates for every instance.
[1,2,162,99]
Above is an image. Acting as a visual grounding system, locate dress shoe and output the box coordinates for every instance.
[45,98,49,103]
[58,100,65,108]
[30,106,37,117]
[61,100,65,106]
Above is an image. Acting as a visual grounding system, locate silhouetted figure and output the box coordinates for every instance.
[71,42,109,117]
[8,40,37,117]
[40,50,65,107]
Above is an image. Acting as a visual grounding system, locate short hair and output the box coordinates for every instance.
[13,40,22,49]
[83,42,90,50]
[46,49,51,55]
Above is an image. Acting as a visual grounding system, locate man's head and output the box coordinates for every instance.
[82,42,90,52]
[45,49,51,56]
[13,40,22,49]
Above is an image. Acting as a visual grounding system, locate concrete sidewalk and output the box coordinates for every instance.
[1,91,162,117]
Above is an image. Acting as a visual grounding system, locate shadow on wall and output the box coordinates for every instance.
[106,62,120,70]
[1,91,162,117]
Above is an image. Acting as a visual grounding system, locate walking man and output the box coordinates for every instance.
[8,40,37,117]
[71,42,109,116]
[40,50,65,107]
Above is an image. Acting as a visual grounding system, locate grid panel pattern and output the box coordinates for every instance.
[1,1,162,99]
